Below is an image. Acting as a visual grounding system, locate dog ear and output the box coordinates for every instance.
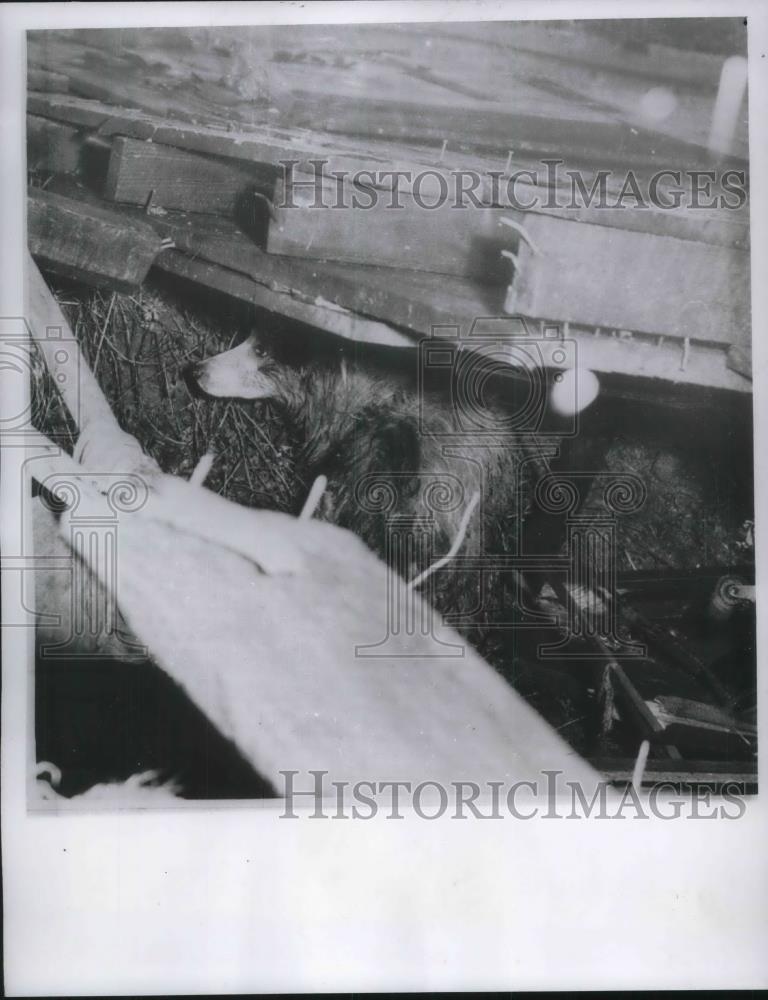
[186,337,277,399]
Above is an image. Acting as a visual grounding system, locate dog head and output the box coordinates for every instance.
[185,336,278,400]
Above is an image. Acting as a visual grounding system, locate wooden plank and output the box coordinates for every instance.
[27,93,462,187]
[32,180,748,393]
[267,176,514,281]
[559,327,750,394]
[147,214,750,390]
[609,663,675,743]
[530,204,749,252]
[281,89,739,171]
[505,213,751,346]
[27,115,83,173]
[160,223,749,394]
[60,480,602,789]
[156,250,415,349]
[28,187,165,291]
[105,136,273,215]
[27,256,161,480]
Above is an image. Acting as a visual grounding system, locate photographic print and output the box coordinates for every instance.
[23,15,756,807]
[2,3,765,994]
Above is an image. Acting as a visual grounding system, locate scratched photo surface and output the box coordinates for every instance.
[24,18,755,809]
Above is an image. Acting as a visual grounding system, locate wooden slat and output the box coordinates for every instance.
[27,93,463,190]
[530,204,749,252]
[148,213,750,389]
[282,89,740,170]
[505,213,751,346]
[59,484,602,790]
[30,179,749,394]
[156,249,415,349]
[28,187,165,291]
[557,328,750,394]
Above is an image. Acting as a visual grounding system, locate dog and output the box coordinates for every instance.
[185,329,599,623]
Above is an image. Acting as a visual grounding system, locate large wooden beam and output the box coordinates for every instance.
[153,212,505,336]
[505,212,751,346]
[28,187,165,291]
[105,136,272,215]
[267,176,514,281]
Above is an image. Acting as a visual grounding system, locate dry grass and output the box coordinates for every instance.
[32,277,304,513]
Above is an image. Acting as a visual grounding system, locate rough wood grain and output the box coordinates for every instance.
[505,213,751,346]
[105,136,272,215]
[28,187,165,291]
[267,175,514,281]
[282,89,736,171]
[156,250,416,349]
